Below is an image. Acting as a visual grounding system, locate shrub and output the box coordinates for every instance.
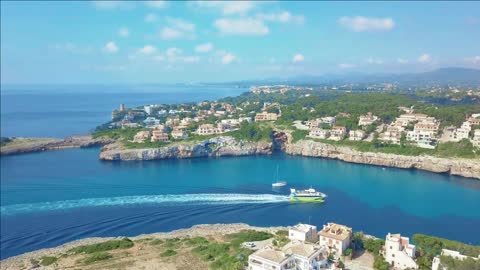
[373,255,390,270]
[82,252,112,264]
[291,129,308,142]
[149,239,164,245]
[39,256,57,266]
[210,254,243,270]
[193,243,231,261]
[69,238,134,254]
[160,249,177,257]
[186,236,209,246]
[226,230,273,247]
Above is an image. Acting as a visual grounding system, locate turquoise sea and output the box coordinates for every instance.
[1,86,480,259]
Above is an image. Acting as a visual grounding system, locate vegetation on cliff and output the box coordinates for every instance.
[413,234,480,269]
[305,137,479,159]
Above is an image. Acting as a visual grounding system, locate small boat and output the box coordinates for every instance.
[289,188,327,203]
[272,181,287,187]
[272,165,287,187]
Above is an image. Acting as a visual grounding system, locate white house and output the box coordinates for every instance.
[329,126,347,141]
[473,129,480,147]
[288,224,318,243]
[380,124,404,144]
[349,130,366,141]
[144,105,158,115]
[358,112,378,126]
[395,113,433,127]
[318,223,352,257]
[171,126,188,140]
[384,233,418,270]
[132,130,151,143]
[143,117,161,127]
[248,241,328,270]
[196,124,224,135]
[406,120,439,148]
[308,128,330,139]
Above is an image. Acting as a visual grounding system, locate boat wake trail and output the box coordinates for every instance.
[1,193,289,216]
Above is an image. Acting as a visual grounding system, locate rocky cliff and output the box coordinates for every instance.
[99,136,272,161]
[95,133,480,179]
[282,138,480,179]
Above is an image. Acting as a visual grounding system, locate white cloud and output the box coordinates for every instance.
[179,56,200,63]
[222,1,255,15]
[166,17,195,32]
[118,27,130,38]
[160,17,195,40]
[292,54,304,63]
[222,53,236,64]
[195,1,256,15]
[145,13,158,23]
[257,11,305,24]
[160,27,183,39]
[214,18,269,36]
[103,41,119,53]
[339,16,395,32]
[138,45,157,55]
[93,1,134,10]
[166,47,182,57]
[417,53,431,64]
[195,43,214,53]
[466,56,480,64]
[366,58,383,64]
[339,63,355,69]
[397,58,409,64]
[144,1,167,9]
[147,47,200,64]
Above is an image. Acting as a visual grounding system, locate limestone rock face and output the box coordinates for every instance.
[283,139,480,179]
[99,136,272,161]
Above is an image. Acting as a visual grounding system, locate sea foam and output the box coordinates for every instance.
[1,193,289,216]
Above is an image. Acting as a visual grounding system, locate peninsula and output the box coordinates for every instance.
[2,88,479,179]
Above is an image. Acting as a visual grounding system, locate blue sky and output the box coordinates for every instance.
[1,1,479,84]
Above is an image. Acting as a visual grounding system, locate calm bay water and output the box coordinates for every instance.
[1,86,480,259]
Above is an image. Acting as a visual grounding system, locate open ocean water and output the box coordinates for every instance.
[1,85,480,259]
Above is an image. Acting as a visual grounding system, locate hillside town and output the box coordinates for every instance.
[248,222,479,270]
[108,100,282,144]
[107,95,480,151]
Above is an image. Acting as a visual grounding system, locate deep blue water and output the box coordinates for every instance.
[1,86,480,260]
[1,148,480,259]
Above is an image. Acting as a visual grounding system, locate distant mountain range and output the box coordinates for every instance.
[221,68,480,87]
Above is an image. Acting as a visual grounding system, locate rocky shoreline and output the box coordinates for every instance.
[98,134,480,180]
[3,134,478,179]
[0,135,114,156]
[284,139,480,180]
[99,136,272,161]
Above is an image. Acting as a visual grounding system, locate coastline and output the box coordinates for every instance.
[0,135,113,156]
[2,134,479,180]
[97,134,480,180]
[0,223,286,269]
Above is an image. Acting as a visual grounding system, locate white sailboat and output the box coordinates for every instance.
[272,165,287,187]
